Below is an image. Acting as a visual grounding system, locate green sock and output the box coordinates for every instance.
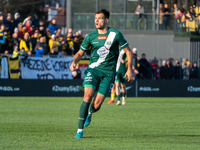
[122,92,126,97]
[117,95,120,101]
[78,101,90,129]
[90,103,100,113]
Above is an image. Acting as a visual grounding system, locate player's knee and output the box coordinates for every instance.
[83,93,93,103]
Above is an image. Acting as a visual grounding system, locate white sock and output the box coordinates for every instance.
[77,129,83,133]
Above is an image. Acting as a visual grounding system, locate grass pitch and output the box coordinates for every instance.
[0,97,200,150]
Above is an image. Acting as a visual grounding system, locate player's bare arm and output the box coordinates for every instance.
[70,49,85,71]
[123,46,134,82]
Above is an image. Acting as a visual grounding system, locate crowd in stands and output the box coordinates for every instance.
[135,3,200,31]
[0,12,85,58]
[132,48,199,80]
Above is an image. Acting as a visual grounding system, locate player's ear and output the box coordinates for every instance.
[105,18,109,24]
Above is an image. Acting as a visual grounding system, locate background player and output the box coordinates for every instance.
[108,48,138,105]
[70,9,133,139]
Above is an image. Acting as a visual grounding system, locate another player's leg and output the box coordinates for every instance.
[107,83,115,103]
[115,81,121,106]
[75,88,94,138]
[121,83,126,105]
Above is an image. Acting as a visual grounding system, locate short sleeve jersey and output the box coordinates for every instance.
[116,48,127,73]
[80,27,129,75]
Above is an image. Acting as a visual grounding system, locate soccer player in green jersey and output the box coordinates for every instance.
[70,9,133,139]
[108,48,127,105]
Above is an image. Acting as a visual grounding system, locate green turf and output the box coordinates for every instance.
[0,97,200,150]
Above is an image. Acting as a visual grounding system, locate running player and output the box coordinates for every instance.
[108,48,138,105]
[70,9,133,139]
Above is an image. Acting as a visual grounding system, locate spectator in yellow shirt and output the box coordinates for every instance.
[48,34,60,54]
[19,33,32,52]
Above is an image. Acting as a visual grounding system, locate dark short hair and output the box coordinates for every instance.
[95,9,110,19]
[142,53,146,56]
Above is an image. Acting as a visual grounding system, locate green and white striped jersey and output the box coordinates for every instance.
[80,27,129,75]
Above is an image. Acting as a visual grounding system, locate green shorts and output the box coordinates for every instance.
[115,70,126,84]
[83,68,115,97]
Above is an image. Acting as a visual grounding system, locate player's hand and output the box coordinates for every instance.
[70,61,77,71]
[134,69,139,74]
[124,70,134,82]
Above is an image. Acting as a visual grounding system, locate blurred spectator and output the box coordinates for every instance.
[35,36,48,54]
[4,24,12,51]
[66,31,74,55]
[189,7,197,18]
[28,25,35,37]
[26,20,32,33]
[39,20,45,36]
[11,31,20,50]
[139,53,150,79]
[32,14,39,30]
[18,22,22,31]
[197,16,200,34]
[172,3,178,32]
[163,4,170,30]
[0,12,5,26]
[23,14,32,25]
[5,13,14,35]
[190,62,198,79]
[147,59,153,79]
[35,44,44,57]
[0,24,6,54]
[78,30,84,43]
[174,61,182,79]
[19,24,27,39]
[155,3,164,30]
[49,34,60,54]
[27,50,32,57]
[56,27,62,38]
[30,30,40,54]
[58,35,67,53]
[45,28,52,46]
[48,18,58,35]
[73,36,80,55]
[4,50,8,56]
[175,8,184,31]
[58,50,66,58]
[14,12,20,29]
[19,33,32,52]
[12,46,23,58]
[132,48,139,79]
[152,59,160,79]
[49,46,57,57]
[160,60,167,79]
[182,58,190,80]
[135,4,146,30]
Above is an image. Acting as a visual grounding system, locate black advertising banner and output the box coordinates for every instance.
[138,80,200,97]
[0,79,200,97]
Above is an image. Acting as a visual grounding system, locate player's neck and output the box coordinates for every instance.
[98,26,108,34]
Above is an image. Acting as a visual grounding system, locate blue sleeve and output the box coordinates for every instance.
[0,32,5,44]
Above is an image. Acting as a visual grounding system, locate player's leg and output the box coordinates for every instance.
[75,87,94,138]
[75,68,99,138]
[84,75,114,127]
[121,83,126,105]
[115,81,121,106]
[107,83,115,103]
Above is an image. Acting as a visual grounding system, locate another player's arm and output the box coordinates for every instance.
[123,46,133,82]
[70,49,85,71]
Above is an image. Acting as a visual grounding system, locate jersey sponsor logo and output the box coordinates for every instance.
[87,72,91,76]
[98,36,107,40]
[97,46,109,59]
[106,41,111,45]
[92,42,99,44]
